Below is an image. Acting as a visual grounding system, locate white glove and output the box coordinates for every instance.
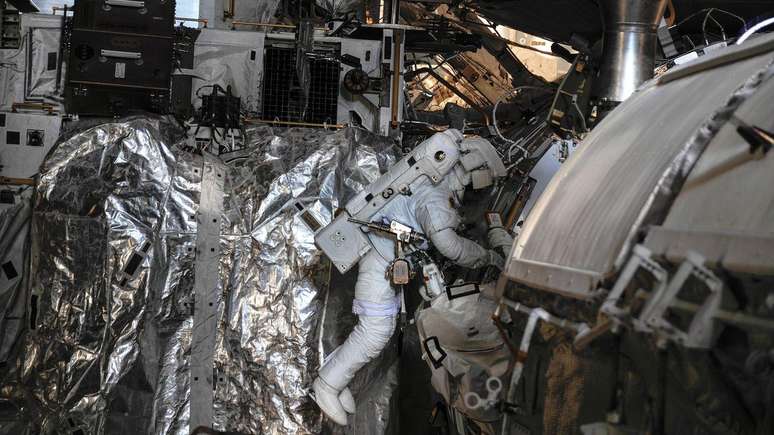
[487,227,514,253]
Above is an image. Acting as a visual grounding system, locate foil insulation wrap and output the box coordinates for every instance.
[28,27,64,103]
[315,0,362,17]
[0,48,23,110]
[0,116,400,435]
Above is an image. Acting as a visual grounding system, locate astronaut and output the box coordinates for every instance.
[311,129,508,425]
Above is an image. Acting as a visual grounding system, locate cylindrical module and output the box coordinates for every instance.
[592,0,668,103]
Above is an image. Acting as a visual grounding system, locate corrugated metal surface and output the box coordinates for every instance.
[644,72,774,274]
[504,34,774,298]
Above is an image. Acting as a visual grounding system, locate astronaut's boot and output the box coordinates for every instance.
[311,377,347,425]
[339,387,356,414]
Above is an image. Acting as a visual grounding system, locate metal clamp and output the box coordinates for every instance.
[640,251,723,349]
[464,377,503,410]
[600,245,667,333]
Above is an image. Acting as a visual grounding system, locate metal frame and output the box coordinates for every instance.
[639,251,723,349]
[600,244,667,334]
[190,153,226,430]
[498,298,589,435]
[645,226,774,275]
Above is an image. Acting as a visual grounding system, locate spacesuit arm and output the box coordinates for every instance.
[415,188,503,269]
[429,228,504,269]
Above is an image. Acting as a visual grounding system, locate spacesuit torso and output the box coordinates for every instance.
[366,176,456,260]
[368,175,497,270]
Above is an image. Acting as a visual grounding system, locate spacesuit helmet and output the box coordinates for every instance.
[411,128,464,179]
[459,137,507,188]
[447,136,507,199]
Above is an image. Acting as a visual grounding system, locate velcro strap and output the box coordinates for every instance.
[352,296,401,316]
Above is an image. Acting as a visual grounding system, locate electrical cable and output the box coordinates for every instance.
[435,63,489,110]
[702,9,728,45]
[492,86,551,163]
[195,84,216,98]
[411,52,463,83]
[673,7,745,30]
[737,16,774,45]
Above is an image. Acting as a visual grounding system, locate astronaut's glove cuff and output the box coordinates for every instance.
[487,227,513,253]
[488,250,505,270]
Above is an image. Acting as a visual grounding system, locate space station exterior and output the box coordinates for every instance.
[0,1,772,435]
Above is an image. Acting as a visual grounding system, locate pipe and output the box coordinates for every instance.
[55,5,66,92]
[736,17,774,45]
[390,30,403,129]
[242,118,344,129]
[406,67,490,123]
[592,0,668,104]
[231,21,295,29]
[25,28,32,99]
[12,102,56,113]
[0,176,35,186]
[229,21,328,32]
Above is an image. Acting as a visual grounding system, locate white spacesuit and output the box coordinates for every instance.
[311,129,508,425]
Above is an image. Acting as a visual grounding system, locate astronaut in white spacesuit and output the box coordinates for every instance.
[311,129,508,425]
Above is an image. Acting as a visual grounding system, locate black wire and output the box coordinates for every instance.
[210,126,222,146]
[673,7,746,31]
[408,52,462,85]
[195,84,215,98]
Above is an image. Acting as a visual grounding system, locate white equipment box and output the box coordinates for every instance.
[0,112,62,178]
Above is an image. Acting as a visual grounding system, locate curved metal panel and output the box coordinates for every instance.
[504,35,774,298]
[644,72,774,274]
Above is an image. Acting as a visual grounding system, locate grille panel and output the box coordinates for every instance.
[262,46,340,124]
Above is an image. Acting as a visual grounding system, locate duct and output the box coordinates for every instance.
[0,188,32,364]
[0,116,400,435]
[592,0,668,103]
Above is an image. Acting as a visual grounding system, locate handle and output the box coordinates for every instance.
[100,49,142,60]
[464,392,483,410]
[105,0,145,8]
[486,377,502,395]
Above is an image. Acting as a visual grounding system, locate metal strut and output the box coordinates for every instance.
[498,299,589,435]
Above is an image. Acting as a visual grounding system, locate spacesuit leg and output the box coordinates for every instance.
[319,249,398,388]
[313,250,398,423]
